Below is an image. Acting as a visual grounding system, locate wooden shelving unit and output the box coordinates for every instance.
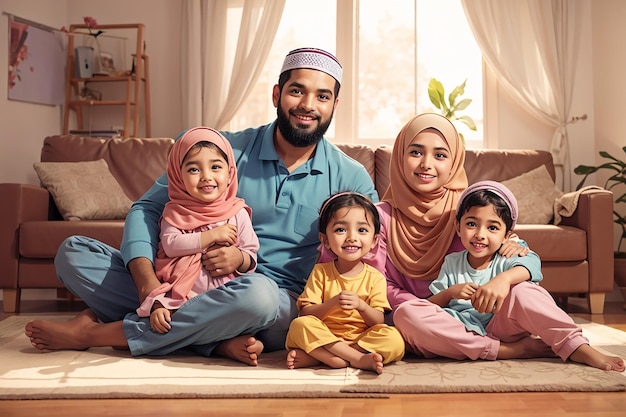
[62,23,151,137]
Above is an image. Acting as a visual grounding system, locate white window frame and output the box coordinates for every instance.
[333,0,487,148]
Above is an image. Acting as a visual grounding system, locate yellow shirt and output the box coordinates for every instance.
[296,261,391,342]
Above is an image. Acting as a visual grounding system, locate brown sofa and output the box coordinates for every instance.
[0,136,614,314]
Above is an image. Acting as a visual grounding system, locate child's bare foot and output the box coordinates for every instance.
[498,336,557,360]
[24,309,99,352]
[351,352,384,374]
[286,349,322,369]
[569,344,625,372]
[214,335,263,366]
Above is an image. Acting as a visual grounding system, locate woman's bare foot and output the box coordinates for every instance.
[214,335,263,366]
[24,309,101,352]
[286,349,322,369]
[497,336,557,360]
[351,352,384,374]
[569,344,625,372]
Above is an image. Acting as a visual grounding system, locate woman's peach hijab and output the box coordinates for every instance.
[153,127,248,302]
[382,113,468,280]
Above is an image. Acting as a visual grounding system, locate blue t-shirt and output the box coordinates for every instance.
[121,121,378,294]
[429,250,542,335]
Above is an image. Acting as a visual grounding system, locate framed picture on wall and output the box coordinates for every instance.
[97,51,116,75]
[7,15,65,105]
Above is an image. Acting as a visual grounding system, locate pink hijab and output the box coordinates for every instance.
[382,113,468,280]
[152,127,248,303]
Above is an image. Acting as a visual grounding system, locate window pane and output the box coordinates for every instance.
[416,0,484,147]
[230,0,483,147]
[358,0,416,141]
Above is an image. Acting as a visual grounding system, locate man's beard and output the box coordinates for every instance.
[276,102,334,148]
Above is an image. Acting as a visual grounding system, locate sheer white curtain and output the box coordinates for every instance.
[461,0,583,186]
[181,0,285,130]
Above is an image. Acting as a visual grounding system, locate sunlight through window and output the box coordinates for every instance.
[229,0,483,148]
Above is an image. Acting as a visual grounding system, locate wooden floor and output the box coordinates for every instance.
[1,293,625,417]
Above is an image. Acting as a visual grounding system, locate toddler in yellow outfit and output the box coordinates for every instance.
[285,192,404,374]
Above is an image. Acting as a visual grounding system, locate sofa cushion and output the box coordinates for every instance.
[374,146,392,199]
[464,149,555,184]
[336,143,376,184]
[502,165,563,224]
[19,220,125,258]
[41,135,174,201]
[515,224,586,262]
[33,159,133,221]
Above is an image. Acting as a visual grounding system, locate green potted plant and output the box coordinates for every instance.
[574,146,626,307]
[427,78,477,143]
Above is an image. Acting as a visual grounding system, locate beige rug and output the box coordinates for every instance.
[0,315,625,399]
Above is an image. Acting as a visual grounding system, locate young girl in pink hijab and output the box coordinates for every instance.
[136,127,259,333]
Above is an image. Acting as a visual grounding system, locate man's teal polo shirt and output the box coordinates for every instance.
[121,121,378,294]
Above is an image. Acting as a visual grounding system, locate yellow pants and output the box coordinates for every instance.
[285,315,405,364]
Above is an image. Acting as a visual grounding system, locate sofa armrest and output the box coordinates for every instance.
[559,189,614,293]
[0,184,52,289]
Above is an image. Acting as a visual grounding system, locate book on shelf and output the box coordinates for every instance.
[69,129,122,138]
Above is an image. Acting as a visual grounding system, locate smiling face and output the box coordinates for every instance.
[273,68,338,147]
[402,128,454,193]
[457,203,510,269]
[320,205,379,265]
[180,145,230,204]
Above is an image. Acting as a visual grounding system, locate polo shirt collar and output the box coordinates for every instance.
[260,120,328,174]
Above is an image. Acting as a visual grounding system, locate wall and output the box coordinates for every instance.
[0,0,623,193]
[1,0,68,185]
[0,0,624,301]
[0,0,183,184]
[65,0,183,139]
[592,0,626,252]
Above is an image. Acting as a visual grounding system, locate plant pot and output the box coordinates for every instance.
[615,256,626,310]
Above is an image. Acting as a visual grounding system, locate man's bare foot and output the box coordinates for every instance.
[214,335,263,366]
[569,344,625,372]
[286,349,322,369]
[24,309,99,352]
[498,336,557,360]
[351,352,384,374]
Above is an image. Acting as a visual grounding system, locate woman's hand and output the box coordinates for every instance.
[499,234,529,258]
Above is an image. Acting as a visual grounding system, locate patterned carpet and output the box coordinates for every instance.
[0,315,624,399]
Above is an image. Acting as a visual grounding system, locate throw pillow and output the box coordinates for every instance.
[501,165,563,224]
[33,159,133,221]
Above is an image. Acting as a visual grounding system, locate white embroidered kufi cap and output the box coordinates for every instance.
[280,47,342,85]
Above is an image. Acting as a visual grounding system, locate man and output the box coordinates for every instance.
[25,48,378,365]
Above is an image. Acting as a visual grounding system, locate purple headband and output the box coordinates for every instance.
[319,191,365,215]
[458,180,519,228]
